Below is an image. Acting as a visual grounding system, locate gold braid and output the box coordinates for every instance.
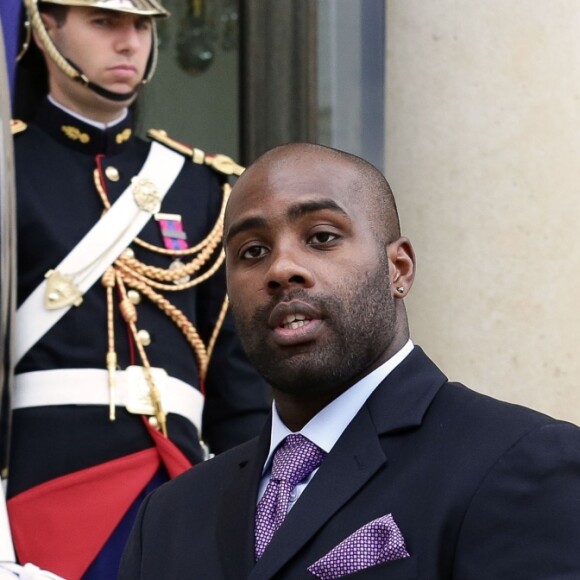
[102,267,118,421]
[114,242,226,290]
[94,167,232,429]
[121,274,210,384]
[207,295,230,369]
[116,271,167,436]
[23,0,87,83]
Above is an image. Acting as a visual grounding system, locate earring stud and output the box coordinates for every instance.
[397,287,405,294]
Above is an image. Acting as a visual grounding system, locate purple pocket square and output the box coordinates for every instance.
[308,513,410,579]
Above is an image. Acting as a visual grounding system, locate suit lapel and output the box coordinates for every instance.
[367,346,448,435]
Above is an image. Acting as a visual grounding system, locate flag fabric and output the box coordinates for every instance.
[0,0,23,105]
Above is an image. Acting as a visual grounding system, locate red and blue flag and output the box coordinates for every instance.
[0,0,23,105]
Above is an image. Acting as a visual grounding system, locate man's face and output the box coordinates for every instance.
[41,6,153,114]
[225,151,401,398]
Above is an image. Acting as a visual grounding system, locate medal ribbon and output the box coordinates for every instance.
[156,214,189,250]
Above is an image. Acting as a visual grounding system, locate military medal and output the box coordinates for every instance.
[155,212,191,284]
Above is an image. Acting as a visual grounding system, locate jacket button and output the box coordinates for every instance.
[105,166,120,182]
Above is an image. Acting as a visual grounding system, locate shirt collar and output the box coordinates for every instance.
[264,339,414,472]
[48,95,128,129]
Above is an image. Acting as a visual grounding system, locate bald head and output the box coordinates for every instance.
[230,143,401,245]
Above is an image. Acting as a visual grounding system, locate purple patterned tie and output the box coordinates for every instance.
[255,434,326,560]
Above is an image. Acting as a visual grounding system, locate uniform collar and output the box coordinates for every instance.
[33,98,135,156]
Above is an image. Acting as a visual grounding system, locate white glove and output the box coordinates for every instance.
[0,563,65,580]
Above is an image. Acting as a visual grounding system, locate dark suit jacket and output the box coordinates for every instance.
[119,347,580,579]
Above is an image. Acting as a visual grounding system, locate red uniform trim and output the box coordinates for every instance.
[7,426,192,579]
[141,417,193,479]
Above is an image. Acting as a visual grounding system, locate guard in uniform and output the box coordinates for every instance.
[6,1,270,578]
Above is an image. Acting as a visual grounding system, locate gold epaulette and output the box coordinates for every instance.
[147,128,244,177]
[11,119,27,135]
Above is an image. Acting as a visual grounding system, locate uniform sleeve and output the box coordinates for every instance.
[453,422,580,578]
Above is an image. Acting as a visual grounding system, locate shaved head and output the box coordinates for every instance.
[235,143,401,245]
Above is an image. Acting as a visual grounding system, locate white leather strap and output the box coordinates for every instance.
[14,142,185,365]
[13,369,204,433]
[0,483,15,564]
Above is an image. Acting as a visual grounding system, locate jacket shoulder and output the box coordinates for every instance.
[147,129,244,177]
[10,120,27,135]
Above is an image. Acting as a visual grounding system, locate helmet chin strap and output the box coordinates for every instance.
[87,81,140,102]
[65,57,143,102]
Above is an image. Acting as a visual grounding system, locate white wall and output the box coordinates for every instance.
[386,0,580,424]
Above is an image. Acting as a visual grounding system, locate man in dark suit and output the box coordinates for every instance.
[120,143,580,579]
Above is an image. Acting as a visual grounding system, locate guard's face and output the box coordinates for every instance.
[224,151,400,398]
[41,6,152,111]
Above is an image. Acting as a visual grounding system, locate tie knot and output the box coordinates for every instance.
[271,434,326,488]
